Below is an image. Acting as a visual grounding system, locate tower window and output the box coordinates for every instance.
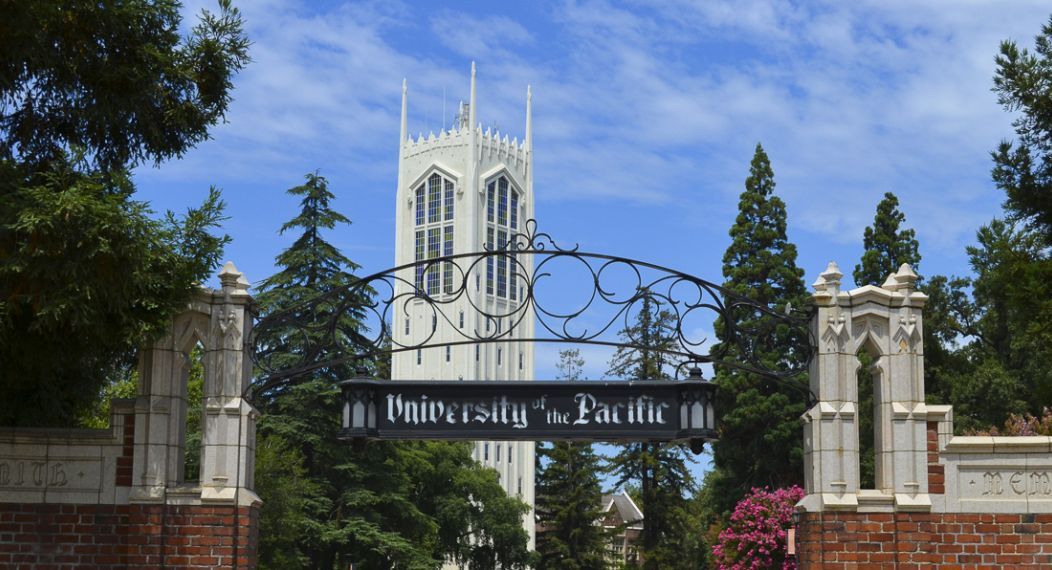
[415,171,455,296]
[509,446,513,463]
[484,174,521,301]
[415,185,425,225]
[517,476,522,496]
[445,346,451,362]
[443,226,454,293]
[414,230,425,291]
[416,349,422,365]
[405,318,410,336]
[519,352,523,371]
[475,345,479,362]
[496,444,501,463]
[459,311,464,329]
[427,228,440,294]
[497,348,502,366]
[427,173,441,223]
[444,179,454,221]
[484,443,489,461]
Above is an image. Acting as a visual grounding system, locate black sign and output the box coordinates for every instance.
[338,379,717,444]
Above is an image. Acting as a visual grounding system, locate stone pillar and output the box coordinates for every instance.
[799,263,931,513]
[200,262,259,504]
[800,262,859,510]
[130,262,259,507]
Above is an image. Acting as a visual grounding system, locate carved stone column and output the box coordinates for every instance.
[800,262,859,511]
[200,262,259,505]
[800,263,931,513]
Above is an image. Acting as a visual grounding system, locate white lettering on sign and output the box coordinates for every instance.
[573,394,669,425]
[387,393,530,429]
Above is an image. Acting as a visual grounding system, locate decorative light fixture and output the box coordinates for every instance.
[681,366,718,454]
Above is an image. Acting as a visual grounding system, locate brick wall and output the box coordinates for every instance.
[0,503,259,570]
[797,512,1052,568]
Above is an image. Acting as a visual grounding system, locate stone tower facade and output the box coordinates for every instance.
[391,63,536,549]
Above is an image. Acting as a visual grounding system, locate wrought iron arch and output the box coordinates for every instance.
[249,220,816,404]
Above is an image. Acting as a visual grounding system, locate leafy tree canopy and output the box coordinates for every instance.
[0,0,250,172]
[0,0,248,426]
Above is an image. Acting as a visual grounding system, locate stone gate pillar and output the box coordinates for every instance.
[131,261,259,506]
[799,262,930,512]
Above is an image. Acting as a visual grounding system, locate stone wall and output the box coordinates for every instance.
[797,261,1052,567]
[0,263,260,569]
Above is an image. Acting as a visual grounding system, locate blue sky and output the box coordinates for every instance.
[136,0,1047,394]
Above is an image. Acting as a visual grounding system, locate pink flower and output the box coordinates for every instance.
[713,486,804,570]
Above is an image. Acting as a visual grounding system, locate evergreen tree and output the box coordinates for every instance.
[606,297,701,570]
[536,349,608,570]
[0,0,249,425]
[920,16,1052,432]
[853,192,921,287]
[991,15,1052,240]
[852,192,920,488]
[253,173,531,569]
[706,143,809,516]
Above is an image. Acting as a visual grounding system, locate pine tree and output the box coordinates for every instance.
[253,173,531,568]
[606,297,701,570]
[853,192,921,287]
[991,15,1052,240]
[706,143,809,516]
[852,192,921,488]
[536,349,608,570]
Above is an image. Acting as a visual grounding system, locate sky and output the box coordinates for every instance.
[134,1,1051,473]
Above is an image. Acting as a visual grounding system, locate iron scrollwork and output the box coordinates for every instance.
[250,220,815,403]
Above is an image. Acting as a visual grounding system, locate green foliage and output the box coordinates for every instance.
[853,192,920,287]
[0,161,228,425]
[76,367,138,430]
[707,143,809,516]
[922,220,1047,432]
[253,173,531,569]
[0,0,250,171]
[991,15,1052,239]
[0,0,247,426]
[606,298,703,570]
[853,192,920,488]
[535,350,608,570]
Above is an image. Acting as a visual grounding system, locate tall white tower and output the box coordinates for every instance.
[391,63,536,550]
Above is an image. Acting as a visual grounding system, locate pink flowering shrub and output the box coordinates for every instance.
[712,485,805,570]
[967,407,1052,436]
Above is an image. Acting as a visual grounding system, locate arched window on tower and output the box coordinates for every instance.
[485,174,521,301]
[414,171,455,296]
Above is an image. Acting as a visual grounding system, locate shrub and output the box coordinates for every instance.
[712,486,804,570]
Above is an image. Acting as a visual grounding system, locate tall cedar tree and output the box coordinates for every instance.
[852,192,920,489]
[253,174,531,569]
[0,0,249,425]
[853,192,921,287]
[707,144,810,516]
[606,297,702,570]
[535,349,608,570]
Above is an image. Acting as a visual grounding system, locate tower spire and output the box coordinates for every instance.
[469,61,477,130]
[400,78,408,143]
[525,84,532,153]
